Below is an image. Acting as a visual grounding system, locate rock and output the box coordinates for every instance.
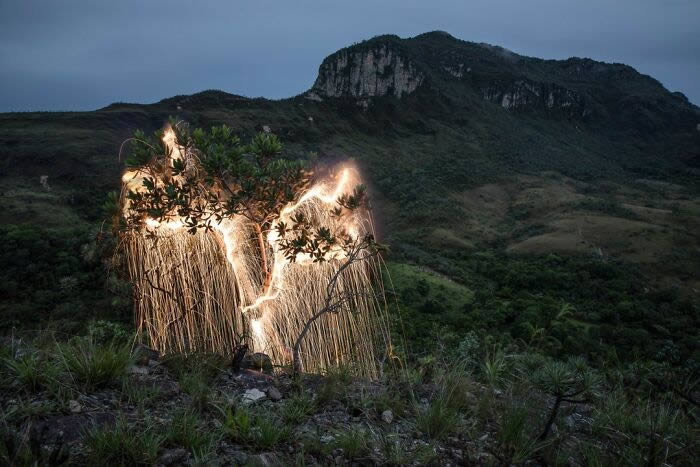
[242,388,266,404]
[133,344,159,365]
[312,44,424,99]
[68,400,81,413]
[262,125,271,133]
[381,409,393,424]
[127,365,149,375]
[242,352,273,374]
[320,434,335,444]
[251,452,281,466]
[159,448,187,465]
[267,387,282,401]
[230,450,249,464]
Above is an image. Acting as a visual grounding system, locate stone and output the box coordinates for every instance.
[133,344,159,365]
[127,365,149,375]
[242,388,266,404]
[320,434,335,444]
[267,387,282,401]
[159,448,187,465]
[242,352,273,374]
[251,452,281,466]
[381,409,393,424]
[262,125,271,133]
[68,400,81,413]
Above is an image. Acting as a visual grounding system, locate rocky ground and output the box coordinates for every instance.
[1,338,604,466]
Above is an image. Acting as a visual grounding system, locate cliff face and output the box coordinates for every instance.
[311,44,424,99]
[307,32,698,139]
[481,80,588,116]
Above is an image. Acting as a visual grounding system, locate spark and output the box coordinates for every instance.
[120,127,390,377]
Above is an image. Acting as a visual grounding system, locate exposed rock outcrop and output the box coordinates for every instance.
[481,80,588,116]
[312,44,423,99]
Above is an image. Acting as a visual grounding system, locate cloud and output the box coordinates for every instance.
[1,0,698,111]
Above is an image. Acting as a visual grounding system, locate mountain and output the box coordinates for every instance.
[2,31,699,466]
[1,31,698,362]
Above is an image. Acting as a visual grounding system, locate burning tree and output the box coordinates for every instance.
[118,120,388,376]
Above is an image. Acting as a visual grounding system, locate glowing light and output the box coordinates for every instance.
[120,127,390,377]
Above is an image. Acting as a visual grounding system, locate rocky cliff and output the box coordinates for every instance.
[310,42,424,100]
[307,31,699,137]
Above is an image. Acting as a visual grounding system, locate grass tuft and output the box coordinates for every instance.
[57,338,131,389]
[84,417,164,465]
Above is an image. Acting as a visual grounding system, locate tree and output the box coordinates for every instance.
[122,119,382,370]
[123,120,313,293]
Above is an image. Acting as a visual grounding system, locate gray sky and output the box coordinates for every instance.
[1,0,698,112]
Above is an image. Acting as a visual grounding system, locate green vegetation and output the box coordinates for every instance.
[0,30,698,465]
[219,405,291,450]
[84,417,164,465]
[57,337,131,389]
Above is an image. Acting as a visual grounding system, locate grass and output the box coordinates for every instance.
[376,431,437,465]
[165,409,219,455]
[84,417,164,466]
[178,369,212,411]
[120,380,162,410]
[281,392,316,424]
[493,404,544,464]
[57,337,131,389]
[415,397,460,440]
[333,426,371,459]
[219,405,290,450]
[316,364,354,405]
[4,352,59,393]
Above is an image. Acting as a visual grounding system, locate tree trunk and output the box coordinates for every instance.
[254,223,271,292]
[539,395,562,441]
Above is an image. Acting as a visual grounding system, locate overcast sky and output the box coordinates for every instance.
[1,0,698,112]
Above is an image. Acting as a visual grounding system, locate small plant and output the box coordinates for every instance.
[87,320,131,343]
[376,431,436,466]
[415,397,459,440]
[57,338,131,389]
[84,417,164,465]
[282,393,316,424]
[165,409,219,455]
[491,403,545,464]
[179,370,211,411]
[316,364,354,405]
[333,426,371,459]
[482,346,508,389]
[120,380,162,409]
[4,352,58,393]
[530,357,600,441]
[593,390,696,466]
[219,405,290,450]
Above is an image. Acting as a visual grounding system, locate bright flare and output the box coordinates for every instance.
[120,127,390,377]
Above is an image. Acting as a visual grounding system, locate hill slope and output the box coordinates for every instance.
[0,31,698,363]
